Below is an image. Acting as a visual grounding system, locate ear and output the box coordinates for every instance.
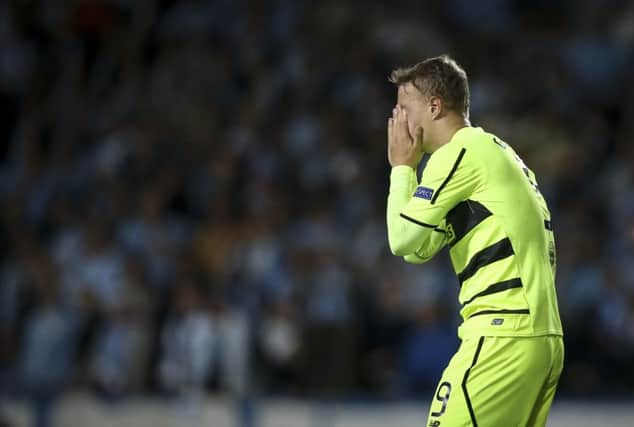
[429,96,442,120]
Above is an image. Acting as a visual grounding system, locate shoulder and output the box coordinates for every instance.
[428,138,465,169]
[427,130,481,173]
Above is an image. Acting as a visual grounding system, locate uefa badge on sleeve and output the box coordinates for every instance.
[413,186,434,200]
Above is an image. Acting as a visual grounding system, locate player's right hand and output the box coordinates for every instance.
[388,105,423,169]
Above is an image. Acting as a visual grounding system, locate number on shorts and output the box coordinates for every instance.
[431,381,452,417]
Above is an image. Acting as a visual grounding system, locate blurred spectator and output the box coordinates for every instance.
[300,252,357,395]
[158,282,249,396]
[89,261,152,398]
[257,300,301,393]
[159,283,215,394]
[20,273,79,427]
[399,304,458,395]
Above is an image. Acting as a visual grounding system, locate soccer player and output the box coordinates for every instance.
[386,55,564,426]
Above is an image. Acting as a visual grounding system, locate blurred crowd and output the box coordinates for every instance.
[1,0,634,420]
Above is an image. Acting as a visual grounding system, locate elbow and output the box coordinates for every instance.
[391,246,410,257]
[389,238,411,257]
[403,253,428,264]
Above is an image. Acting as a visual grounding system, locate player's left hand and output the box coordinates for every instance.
[388,105,423,168]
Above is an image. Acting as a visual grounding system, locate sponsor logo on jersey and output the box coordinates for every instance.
[491,318,504,326]
[445,224,455,243]
[413,186,434,200]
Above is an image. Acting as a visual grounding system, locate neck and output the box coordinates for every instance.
[428,115,470,152]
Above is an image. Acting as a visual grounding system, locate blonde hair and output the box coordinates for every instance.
[389,55,470,117]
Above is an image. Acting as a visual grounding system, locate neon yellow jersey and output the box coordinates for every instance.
[387,127,563,339]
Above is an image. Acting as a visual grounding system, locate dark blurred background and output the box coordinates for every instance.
[0,0,633,426]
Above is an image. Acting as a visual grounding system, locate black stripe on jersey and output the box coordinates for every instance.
[457,238,515,285]
[399,214,446,233]
[544,219,552,231]
[468,309,530,319]
[399,213,436,228]
[493,137,506,148]
[461,278,523,306]
[462,336,484,427]
[446,200,493,248]
[430,148,467,205]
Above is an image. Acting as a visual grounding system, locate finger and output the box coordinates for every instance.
[396,110,411,140]
[387,118,394,163]
[415,126,423,144]
[413,126,423,152]
[398,108,408,130]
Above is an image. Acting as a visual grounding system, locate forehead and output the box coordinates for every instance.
[397,82,423,103]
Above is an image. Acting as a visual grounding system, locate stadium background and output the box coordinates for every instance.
[0,0,633,426]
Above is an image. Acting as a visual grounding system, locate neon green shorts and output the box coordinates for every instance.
[426,335,564,427]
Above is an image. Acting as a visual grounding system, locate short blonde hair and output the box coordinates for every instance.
[389,55,470,117]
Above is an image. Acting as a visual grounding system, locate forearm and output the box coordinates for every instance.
[402,227,447,263]
[387,166,448,260]
[387,166,428,255]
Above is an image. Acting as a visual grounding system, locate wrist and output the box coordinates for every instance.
[390,165,416,193]
[391,160,418,169]
[391,163,414,171]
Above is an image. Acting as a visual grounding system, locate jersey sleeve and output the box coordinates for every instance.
[402,218,449,264]
[387,143,480,258]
